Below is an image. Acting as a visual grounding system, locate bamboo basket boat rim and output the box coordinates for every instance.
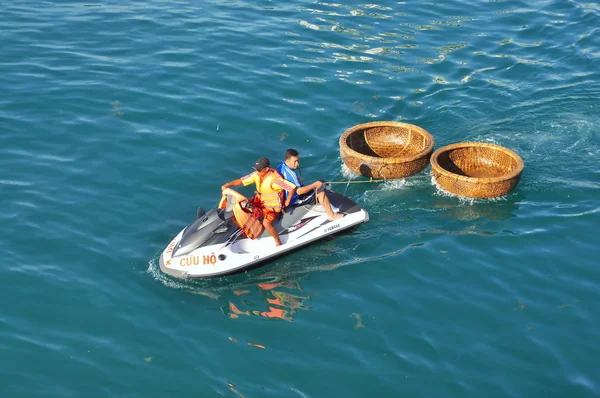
[339,121,435,164]
[430,142,524,184]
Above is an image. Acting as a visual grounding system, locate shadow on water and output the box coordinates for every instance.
[223,279,312,322]
[146,224,409,322]
[147,254,319,321]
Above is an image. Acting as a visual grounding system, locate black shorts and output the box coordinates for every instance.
[295,190,317,206]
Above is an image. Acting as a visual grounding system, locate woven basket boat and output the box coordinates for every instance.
[430,142,524,198]
[339,121,435,179]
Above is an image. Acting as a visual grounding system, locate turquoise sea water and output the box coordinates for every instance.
[1,1,599,396]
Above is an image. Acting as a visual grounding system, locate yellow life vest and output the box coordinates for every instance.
[241,168,296,213]
[257,169,285,212]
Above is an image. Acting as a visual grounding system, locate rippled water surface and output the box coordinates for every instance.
[1,1,599,396]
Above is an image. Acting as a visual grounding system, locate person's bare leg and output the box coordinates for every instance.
[263,219,282,246]
[317,191,344,221]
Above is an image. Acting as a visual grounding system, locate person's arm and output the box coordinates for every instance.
[284,187,297,208]
[296,180,323,195]
[221,178,243,191]
[273,176,297,208]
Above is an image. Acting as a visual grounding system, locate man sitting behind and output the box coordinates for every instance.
[277,149,344,221]
[222,157,296,247]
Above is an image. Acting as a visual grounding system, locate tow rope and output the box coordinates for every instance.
[324,175,427,185]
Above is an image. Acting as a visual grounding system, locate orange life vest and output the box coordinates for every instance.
[258,170,284,212]
[233,201,264,239]
[242,169,295,213]
[222,191,265,240]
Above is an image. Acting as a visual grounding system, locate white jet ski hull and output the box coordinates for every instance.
[159,189,368,278]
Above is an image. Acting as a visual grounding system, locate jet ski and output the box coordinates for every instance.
[159,187,369,278]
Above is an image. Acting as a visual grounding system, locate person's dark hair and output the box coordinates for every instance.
[285,148,299,159]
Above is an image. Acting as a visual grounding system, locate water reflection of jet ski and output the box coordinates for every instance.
[159,188,369,279]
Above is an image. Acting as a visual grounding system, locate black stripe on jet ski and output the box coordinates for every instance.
[221,228,244,249]
[296,219,337,239]
[280,216,319,236]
